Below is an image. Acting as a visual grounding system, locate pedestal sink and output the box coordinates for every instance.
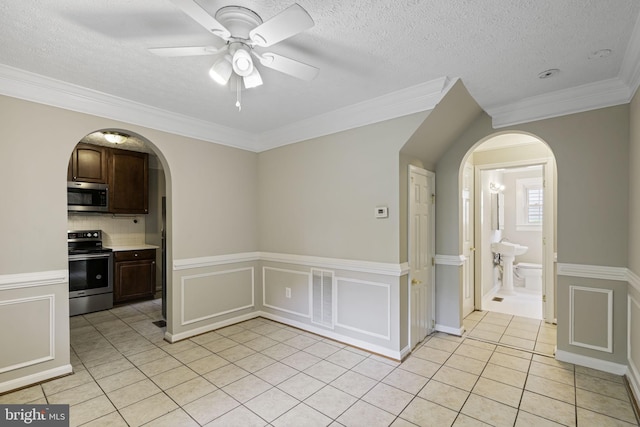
[491,242,528,295]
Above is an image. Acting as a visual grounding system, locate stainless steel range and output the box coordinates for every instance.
[68,230,113,316]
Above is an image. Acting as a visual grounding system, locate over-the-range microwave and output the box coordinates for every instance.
[67,182,109,212]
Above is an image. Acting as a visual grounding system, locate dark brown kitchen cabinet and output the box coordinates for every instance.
[68,143,108,183]
[108,148,149,214]
[114,249,156,304]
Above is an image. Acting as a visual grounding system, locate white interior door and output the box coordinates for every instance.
[462,162,475,318]
[409,166,434,349]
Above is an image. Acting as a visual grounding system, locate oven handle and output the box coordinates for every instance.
[68,253,112,261]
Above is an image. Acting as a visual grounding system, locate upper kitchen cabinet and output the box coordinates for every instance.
[68,142,108,183]
[109,148,149,214]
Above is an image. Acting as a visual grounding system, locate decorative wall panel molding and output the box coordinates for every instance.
[335,277,391,340]
[262,267,311,318]
[180,267,254,325]
[0,295,55,374]
[174,252,260,271]
[0,270,67,291]
[174,252,408,277]
[569,285,613,353]
[557,263,627,281]
[261,252,408,276]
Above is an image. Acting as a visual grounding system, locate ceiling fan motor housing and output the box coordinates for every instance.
[215,6,262,40]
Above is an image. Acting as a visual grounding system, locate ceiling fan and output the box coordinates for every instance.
[151,0,319,109]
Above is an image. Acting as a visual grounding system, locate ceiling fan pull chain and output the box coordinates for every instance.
[236,77,242,111]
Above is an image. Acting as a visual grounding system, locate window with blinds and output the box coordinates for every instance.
[526,186,543,224]
[516,177,543,231]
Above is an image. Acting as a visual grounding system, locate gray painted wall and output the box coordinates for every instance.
[257,113,427,263]
[434,105,630,364]
[0,95,258,389]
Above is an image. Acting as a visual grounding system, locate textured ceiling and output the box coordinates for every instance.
[0,0,638,146]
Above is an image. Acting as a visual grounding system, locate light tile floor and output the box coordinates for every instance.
[1,299,638,426]
[463,310,557,356]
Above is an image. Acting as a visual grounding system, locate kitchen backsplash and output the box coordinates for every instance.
[68,214,146,246]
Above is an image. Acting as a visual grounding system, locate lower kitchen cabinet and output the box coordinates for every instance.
[114,249,156,304]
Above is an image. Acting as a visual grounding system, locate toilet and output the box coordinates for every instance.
[513,262,542,291]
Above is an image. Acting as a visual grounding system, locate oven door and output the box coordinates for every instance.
[68,252,113,297]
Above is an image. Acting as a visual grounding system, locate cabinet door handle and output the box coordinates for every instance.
[134,253,138,257]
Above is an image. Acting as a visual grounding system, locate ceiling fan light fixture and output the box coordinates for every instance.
[243,67,263,89]
[232,47,254,77]
[209,55,232,85]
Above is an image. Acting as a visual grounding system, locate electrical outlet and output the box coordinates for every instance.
[285,287,291,298]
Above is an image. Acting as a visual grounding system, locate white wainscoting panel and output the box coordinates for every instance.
[262,267,311,318]
[181,268,254,326]
[569,285,613,353]
[0,295,55,374]
[628,294,640,401]
[335,277,391,340]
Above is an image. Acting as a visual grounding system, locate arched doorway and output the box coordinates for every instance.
[67,128,171,329]
[459,132,557,354]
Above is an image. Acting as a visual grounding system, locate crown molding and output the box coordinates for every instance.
[0,63,448,153]
[489,12,640,128]
[620,11,640,97]
[256,77,450,151]
[487,77,632,128]
[0,64,259,151]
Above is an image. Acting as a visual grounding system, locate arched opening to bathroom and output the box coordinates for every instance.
[66,128,172,343]
[459,131,557,354]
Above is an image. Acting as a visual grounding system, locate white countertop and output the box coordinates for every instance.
[106,244,160,252]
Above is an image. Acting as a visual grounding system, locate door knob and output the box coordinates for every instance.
[470,247,476,251]
[411,278,422,285]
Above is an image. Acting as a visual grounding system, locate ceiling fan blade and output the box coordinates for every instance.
[170,0,231,40]
[249,3,314,47]
[148,46,227,57]
[256,52,319,81]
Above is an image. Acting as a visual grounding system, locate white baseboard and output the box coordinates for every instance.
[555,349,627,375]
[627,358,640,406]
[0,364,72,394]
[259,311,402,360]
[400,345,412,361]
[166,310,403,360]
[165,312,261,343]
[435,324,465,336]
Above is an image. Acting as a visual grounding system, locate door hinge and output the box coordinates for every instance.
[431,257,435,266]
[542,294,546,302]
[431,194,436,204]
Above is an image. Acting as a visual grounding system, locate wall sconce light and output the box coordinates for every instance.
[489,182,505,193]
[103,131,128,144]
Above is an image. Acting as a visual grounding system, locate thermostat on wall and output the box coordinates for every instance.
[375,206,389,218]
